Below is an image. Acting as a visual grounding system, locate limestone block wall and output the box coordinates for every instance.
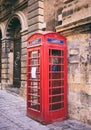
[56,0,91,124]
[44,0,63,31]
[1,38,9,88]
[20,30,28,98]
[0,0,28,97]
[67,33,91,124]
[56,25,91,125]
[62,0,91,25]
[28,0,44,36]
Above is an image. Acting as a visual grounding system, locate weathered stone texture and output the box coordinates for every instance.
[21,42,27,49]
[28,1,44,11]
[68,89,91,124]
[21,48,26,55]
[28,16,44,26]
[21,35,28,43]
[21,61,26,68]
[68,33,89,84]
[28,0,40,5]
[66,31,90,124]
[21,74,26,81]
[28,8,44,20]
[44,0,63,31]
[62,0,91,25]
[79,108,89,124]
[21,55,26,61]
[20,81,26,98]
[28,0,44,35]
[2,74,7,79]
[21,68,26,74]
[28,23,43,32]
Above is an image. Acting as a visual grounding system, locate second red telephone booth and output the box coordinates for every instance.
[26,31,67,124]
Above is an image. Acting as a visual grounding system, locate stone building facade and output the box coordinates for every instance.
[0,0,28,96]
[0,0,91,125]
[56,0,91,125]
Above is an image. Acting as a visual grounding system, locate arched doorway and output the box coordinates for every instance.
[6,17,21,88]
[0,30,2,83]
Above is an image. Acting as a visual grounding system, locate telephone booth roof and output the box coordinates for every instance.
[27,31,66,48]
[27,31,66,41]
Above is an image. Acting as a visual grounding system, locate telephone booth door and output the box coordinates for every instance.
[27,32,67,124]
[46,47,67,122]
[27,46,42,121]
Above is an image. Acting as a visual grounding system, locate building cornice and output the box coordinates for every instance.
[56,16,91,36]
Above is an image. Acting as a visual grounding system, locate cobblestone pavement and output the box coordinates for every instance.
[0,90,91,130]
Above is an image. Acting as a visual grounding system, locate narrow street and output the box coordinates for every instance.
[0,90,91,130]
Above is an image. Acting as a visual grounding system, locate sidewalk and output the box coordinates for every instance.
[0,90,91,130]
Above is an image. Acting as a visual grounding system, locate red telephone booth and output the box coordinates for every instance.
[26,31,67,124]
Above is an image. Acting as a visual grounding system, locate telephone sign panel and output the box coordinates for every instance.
[27,31,67,124]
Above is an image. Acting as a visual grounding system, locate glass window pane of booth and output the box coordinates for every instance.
[49,49,64,111]
[27,50,40,111]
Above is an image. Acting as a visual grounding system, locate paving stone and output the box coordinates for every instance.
[4,125,24,130]
[0,122,10,129]
[48,127,63,130]
[62,128,74,130]
[47,124,57,129]
[67,119,86,130]
[83,128,91,130]
[0,90,91,130]
[62,125,71,129]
